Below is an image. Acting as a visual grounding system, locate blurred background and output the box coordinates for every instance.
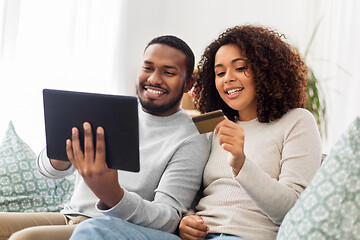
[0,0,359,155]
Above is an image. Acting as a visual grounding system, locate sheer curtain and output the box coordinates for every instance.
[0,0,128,153]
[307,0,360,152]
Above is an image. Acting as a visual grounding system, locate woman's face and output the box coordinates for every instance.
[214,44,257,121]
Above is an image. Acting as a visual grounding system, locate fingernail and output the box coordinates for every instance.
[97,127,103,134]
[72,128,76,135]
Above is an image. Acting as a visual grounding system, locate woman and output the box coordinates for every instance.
[179,25,322,240]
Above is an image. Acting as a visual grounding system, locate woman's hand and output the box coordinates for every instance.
[66,122,124,208]
[178,215,208,240]
[215,117,245,176]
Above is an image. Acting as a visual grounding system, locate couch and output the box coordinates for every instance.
[277,116,360,239]
[0,121,75,212]
[1,117,359,239]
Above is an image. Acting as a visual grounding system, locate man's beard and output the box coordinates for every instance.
[138,92,183,115]
[136,85,184,115]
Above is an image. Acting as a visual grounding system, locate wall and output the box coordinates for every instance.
[116,0,313,94]
[0,0,359,154]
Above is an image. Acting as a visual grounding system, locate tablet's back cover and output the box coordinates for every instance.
[43,89,139,172]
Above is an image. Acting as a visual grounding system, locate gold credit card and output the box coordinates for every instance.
[192,110,225,134]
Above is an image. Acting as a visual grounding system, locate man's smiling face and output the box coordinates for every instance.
[137,43,188,116]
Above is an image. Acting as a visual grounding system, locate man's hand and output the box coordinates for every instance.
[215,117,246,176]
[178,215,208,240]
[66,122,124,208]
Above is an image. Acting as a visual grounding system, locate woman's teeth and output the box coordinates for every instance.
[227,88,244,95]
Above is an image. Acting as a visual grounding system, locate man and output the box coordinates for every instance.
[1,35,210,240]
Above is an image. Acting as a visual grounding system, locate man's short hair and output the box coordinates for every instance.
[145,35,195,80]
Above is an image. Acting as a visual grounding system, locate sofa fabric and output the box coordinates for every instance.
[277,116,360,239]
[0,121,75,212]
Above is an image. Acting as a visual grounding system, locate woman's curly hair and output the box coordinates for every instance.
[193,25,308,122]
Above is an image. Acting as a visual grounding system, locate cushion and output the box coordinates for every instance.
[277,116,360,239]
[0,121,75,212]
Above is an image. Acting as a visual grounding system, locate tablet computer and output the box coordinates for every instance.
[42,89,140,172]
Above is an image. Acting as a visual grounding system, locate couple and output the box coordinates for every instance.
[0,25,322,240]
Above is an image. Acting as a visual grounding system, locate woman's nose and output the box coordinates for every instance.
[224,71,236,84]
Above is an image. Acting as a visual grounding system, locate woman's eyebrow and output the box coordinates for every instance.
[215,58,246,68]
[232,58,246,63]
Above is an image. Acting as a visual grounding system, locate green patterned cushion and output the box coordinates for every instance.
[0,121,75,212]
[277,117,360,239]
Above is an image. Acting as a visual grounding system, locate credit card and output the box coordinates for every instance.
[192,110,225,134]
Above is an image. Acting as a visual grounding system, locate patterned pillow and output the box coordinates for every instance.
[277,116,360,240]
[0,121,75,212]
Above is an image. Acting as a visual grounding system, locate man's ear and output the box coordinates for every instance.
[184,76,194,93]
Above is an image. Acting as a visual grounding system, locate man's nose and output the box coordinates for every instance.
[147,71,162,85]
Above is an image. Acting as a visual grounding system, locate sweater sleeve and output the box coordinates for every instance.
[96,134,210,233]
[37,148,76,179]
[234,110,322,225]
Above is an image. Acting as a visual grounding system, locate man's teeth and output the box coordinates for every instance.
[227,88,243,95]
[147,88,164,95]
